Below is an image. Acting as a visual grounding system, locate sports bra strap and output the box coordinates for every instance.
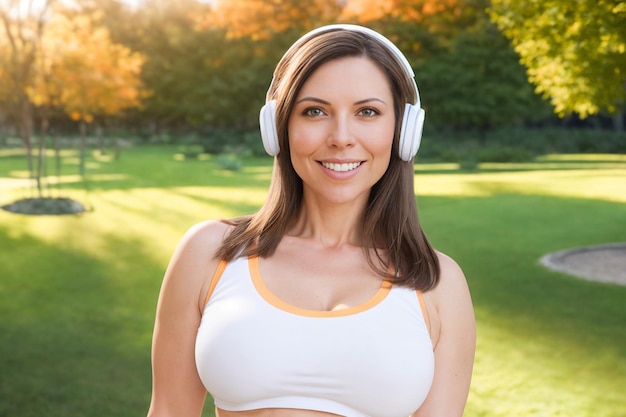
[203,259,228,308]
[416,290,431,335]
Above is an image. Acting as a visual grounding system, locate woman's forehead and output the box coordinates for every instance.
[296,56,393,100]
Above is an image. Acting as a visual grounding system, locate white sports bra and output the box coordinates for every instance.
[195,256,434,417]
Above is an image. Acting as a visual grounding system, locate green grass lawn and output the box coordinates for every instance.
[1,145,625,417]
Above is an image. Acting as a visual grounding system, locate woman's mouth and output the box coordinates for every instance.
[320,161,363,172]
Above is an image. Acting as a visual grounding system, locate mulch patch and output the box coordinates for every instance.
[1,197,87,215]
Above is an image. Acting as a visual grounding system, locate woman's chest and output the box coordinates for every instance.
[196,262,434,417]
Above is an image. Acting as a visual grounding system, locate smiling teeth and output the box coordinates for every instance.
[322,162,362,172]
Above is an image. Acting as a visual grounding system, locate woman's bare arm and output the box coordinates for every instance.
[147,221,227,417]
[413,252,476,417]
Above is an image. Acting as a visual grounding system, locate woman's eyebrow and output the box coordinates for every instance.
[354,98,387,106]
[295,97,330,105]
[295,97,387,105]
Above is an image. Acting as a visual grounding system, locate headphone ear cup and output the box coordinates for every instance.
[398,103,424,162]
[259,99,280,156]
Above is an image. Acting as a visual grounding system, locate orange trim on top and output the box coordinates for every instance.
[203,259,228,307]
[248,256,391,318]
[416,290,431,335]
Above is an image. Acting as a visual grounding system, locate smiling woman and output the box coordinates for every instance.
[147,24,475,417]
[287,56,396,206]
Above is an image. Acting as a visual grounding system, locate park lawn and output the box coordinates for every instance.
[0,145,625,417]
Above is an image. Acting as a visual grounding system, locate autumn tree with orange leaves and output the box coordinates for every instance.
[0,0,53,178]
[35,9,145,176]
[197,0,341,40]
[0,2,145,200]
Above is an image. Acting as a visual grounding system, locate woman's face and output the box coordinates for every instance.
[287,56,395,207]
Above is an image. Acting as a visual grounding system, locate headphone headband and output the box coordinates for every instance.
[260,24,425,161]
[269,24,420,107]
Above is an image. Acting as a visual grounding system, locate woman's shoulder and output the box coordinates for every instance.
[435,251,466,286]
[166,220,232,281]
[432,251,469,303]
[179,219,232,251]
[163,220,234,311]
[426,251,472,316]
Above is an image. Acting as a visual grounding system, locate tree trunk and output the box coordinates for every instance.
[35,117,49,198]
[79,121,87,177]
[54,135,62,193]
[96,124,104,155]
[20,98,34,182]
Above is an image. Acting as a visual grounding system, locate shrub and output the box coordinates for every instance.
[476,145,534,162]
[420,126,626,163]
[216,152,242,171]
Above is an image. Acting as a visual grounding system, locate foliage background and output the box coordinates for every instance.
[1,0,625,416]
[1,0,624,153]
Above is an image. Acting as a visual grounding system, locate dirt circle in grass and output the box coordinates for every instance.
[1,197,87,215]
[540,243,626,286]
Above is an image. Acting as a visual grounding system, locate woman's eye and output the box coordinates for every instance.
[304,107,324,117]
[359,108,379,117]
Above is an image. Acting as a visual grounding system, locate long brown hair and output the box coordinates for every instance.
[216,27,440,291]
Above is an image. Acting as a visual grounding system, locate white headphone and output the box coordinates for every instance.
[259,24,425,162]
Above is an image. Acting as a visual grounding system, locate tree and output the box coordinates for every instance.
[202,0,341,40]
[343,0,550,130]
[126,0,240,129]
[125,0,340,139]
[416,16,552,130]
[0,0,54,178]
[490,0,626,120]
[189,0,342,130]
[37,9,145,176]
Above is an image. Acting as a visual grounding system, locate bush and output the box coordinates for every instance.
[216,152,242,171]
[476,145,534,163]
[489,127,626,154]
[196,127,266,156]
[419,127,626,163]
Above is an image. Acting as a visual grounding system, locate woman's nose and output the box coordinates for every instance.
[326,114,355,149]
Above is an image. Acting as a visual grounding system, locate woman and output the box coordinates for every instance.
[148,25,475,417]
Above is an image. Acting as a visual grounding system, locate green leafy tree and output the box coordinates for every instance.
[417,20,552,130]
[124,0,265,131]
[344,0,550,130]
[126,0,340,146]
[490,0,626,120]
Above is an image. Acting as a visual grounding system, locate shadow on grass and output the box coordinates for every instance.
[1,146,625,416]
[0,225,161,417]
[1,193,624,417]
[423,192,626,338]
[420,192,626,415]
[0,146,273,198]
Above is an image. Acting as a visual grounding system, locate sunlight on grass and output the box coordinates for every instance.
[1,147,624,417]
[481,161,626,170]
[6,170,31,179]
[93,152,116,162]
[467,315,626,417]
[415,162,461,171]
[416,168,626,202]
[0,177,32,188]
[2,185,266,264]
[0,174,129,190]
[415,153,626,203]
[539,153,626,162]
